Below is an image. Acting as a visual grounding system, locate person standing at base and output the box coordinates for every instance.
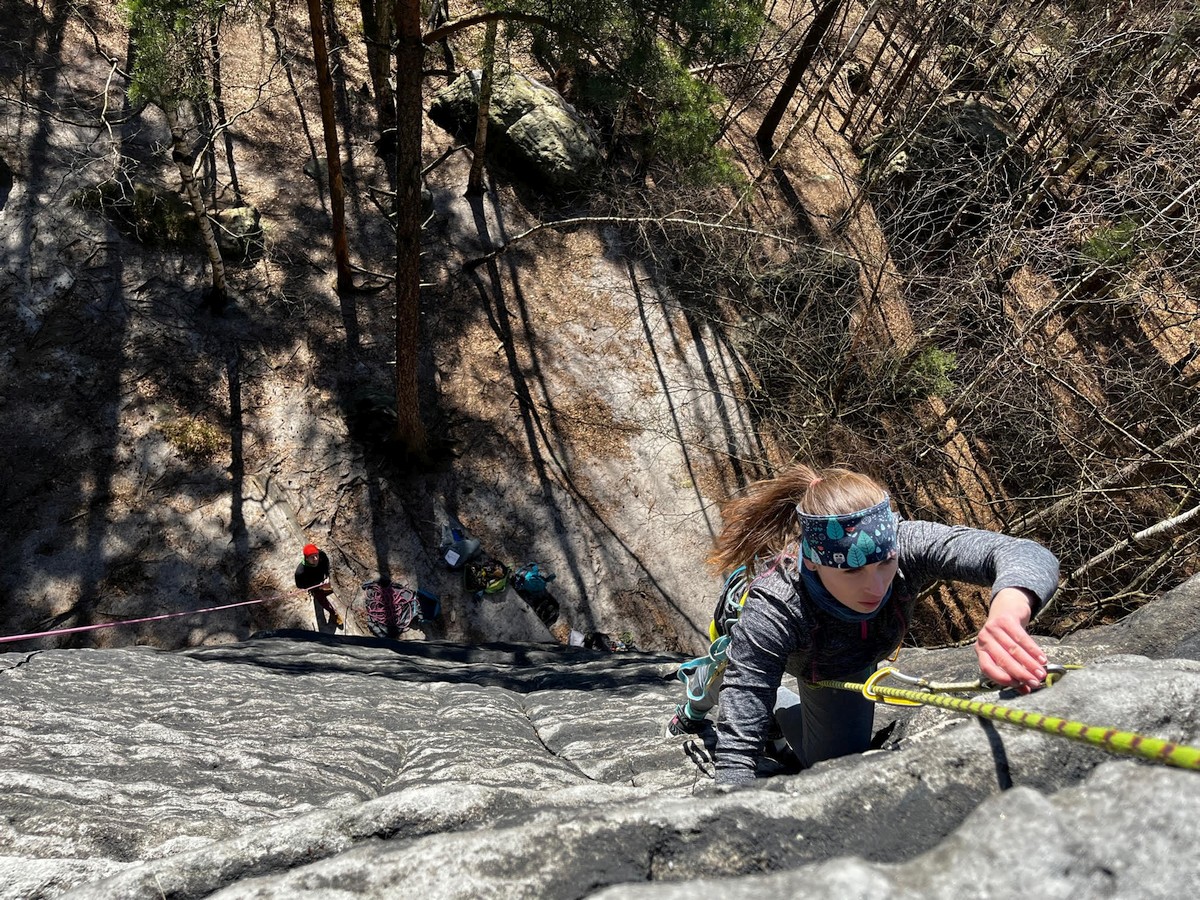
[295,543,343,630]
[709,465,1060,786]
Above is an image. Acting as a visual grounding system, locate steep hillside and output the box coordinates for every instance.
[0,2,761,657]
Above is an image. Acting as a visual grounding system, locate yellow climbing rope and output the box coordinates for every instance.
[879,663,1080,694]
[816,667,1200,772]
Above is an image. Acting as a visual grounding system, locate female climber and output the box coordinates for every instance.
[696,464,1059,786]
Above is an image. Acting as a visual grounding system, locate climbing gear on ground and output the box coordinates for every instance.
[666,703,708,737]
[465,560,511,599]
[582,631,634,651]
[439,521,481,569]
[510,563,559,624]
[511,562,555,595]
[817,666,1200,771]
[363,581,440,638]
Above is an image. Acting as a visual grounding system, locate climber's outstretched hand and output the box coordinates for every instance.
[975,588,1047,694]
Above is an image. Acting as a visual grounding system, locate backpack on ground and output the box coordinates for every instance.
[511,562,555,595]
[438,521,481,570]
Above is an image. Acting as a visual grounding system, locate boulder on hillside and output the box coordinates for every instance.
[74,180,265,264]
[861,99,1033,262]
[74,179,196,247]
[428,70,602,190]
[212,205,265,263]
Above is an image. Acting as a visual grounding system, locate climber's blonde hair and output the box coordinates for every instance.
[709,465,889,572]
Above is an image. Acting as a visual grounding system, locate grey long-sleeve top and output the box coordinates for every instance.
[713,520,1060,785]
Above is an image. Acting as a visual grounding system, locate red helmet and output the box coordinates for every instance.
[302,543,320,557]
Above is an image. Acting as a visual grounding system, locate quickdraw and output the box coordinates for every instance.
[817,666,1200,772]
[875,663,1079,695]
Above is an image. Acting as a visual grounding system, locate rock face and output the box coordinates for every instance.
[429,70,602,189]
[3,577,1200,899]
[212,206,265,263]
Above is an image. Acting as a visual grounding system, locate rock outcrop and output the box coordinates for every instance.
[861,99,1032,261]
[429,70,602,189]
[3,578,1200,899]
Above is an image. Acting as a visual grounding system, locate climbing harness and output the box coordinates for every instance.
[816,665,1200,772]
[709,564,752,642]
[671,561,771,726]
[0,591,305,645]
[677,634,732,704]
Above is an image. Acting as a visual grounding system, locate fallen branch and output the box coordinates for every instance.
[1035,499,1200,625]
[461,214,853,271]
[1012,422,1200,535]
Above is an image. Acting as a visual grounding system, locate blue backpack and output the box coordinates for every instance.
[512,563,555,595]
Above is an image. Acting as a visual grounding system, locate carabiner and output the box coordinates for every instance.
[980,662,1070,692]
[862,667,922,706]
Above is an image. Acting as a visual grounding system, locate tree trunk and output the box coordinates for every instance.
[756,0,842,155]
[853,0,934,143]
[209,19,243,202]
[466,19,497,196]
[391,0,429,459]
[306,0,354,293]
[426,0,456,83]
[358,0,396,133]
[164,103,227,308]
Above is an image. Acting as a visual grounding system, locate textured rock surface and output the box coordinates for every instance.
[2,578,1200,898]
[429,70,602,187]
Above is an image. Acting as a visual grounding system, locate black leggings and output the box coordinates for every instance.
[773,669,875,768]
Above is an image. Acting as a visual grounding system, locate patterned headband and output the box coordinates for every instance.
[799,496,898,569]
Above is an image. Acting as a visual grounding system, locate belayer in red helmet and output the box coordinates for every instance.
[295,543,343,630]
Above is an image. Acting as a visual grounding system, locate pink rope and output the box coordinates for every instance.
[0,592,305,645]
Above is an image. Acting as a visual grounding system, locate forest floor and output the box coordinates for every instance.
[0,2,775,657]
